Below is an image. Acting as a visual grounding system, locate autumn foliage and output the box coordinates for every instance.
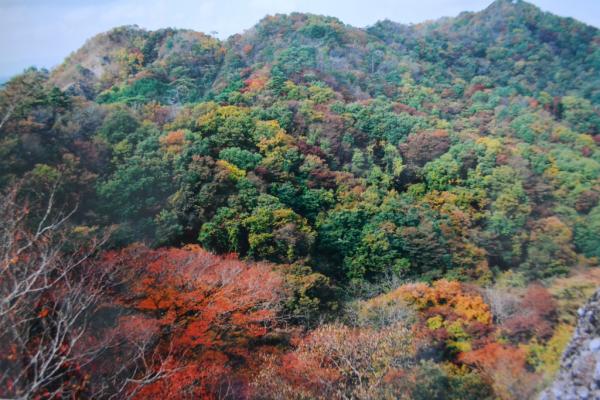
[501,285,557,342]
[382,280,494,354]
[102,244,287,399]
[3,2,600,398]
[251,322,422,399]
[459,343,540,400]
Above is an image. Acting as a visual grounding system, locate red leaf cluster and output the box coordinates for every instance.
[502,285,557,342]
[102,244,286,399]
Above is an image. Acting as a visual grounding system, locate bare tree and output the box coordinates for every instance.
[0,183,179,399]
[482,287,521,324]
[0,182,109,398]
[104,338,181,400]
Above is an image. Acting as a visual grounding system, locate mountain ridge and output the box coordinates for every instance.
[49,0,600,106]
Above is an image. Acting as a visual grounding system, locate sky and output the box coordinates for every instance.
[0,0,599,79]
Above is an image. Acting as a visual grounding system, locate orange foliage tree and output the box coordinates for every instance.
[459,343,540,400]
[159,129,188,154]
[390,280,494,354]
[102,244,287,399]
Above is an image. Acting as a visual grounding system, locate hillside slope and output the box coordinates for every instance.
[1,1,600,398]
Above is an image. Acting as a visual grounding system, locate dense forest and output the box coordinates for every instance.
[1,0,600,398]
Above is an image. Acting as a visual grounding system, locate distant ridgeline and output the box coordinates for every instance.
[1,0,599,284]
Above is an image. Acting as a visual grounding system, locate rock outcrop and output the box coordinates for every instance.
[540,289,600,400]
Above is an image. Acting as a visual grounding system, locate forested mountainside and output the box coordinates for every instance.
[1,0,600,398]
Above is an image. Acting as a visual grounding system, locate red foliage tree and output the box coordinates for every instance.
[502,285,557,342]
[459,343,540,400]
[399,129,451,167]
[102,244,287,399]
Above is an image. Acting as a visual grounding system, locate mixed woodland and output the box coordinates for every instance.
[1,0,600,398]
